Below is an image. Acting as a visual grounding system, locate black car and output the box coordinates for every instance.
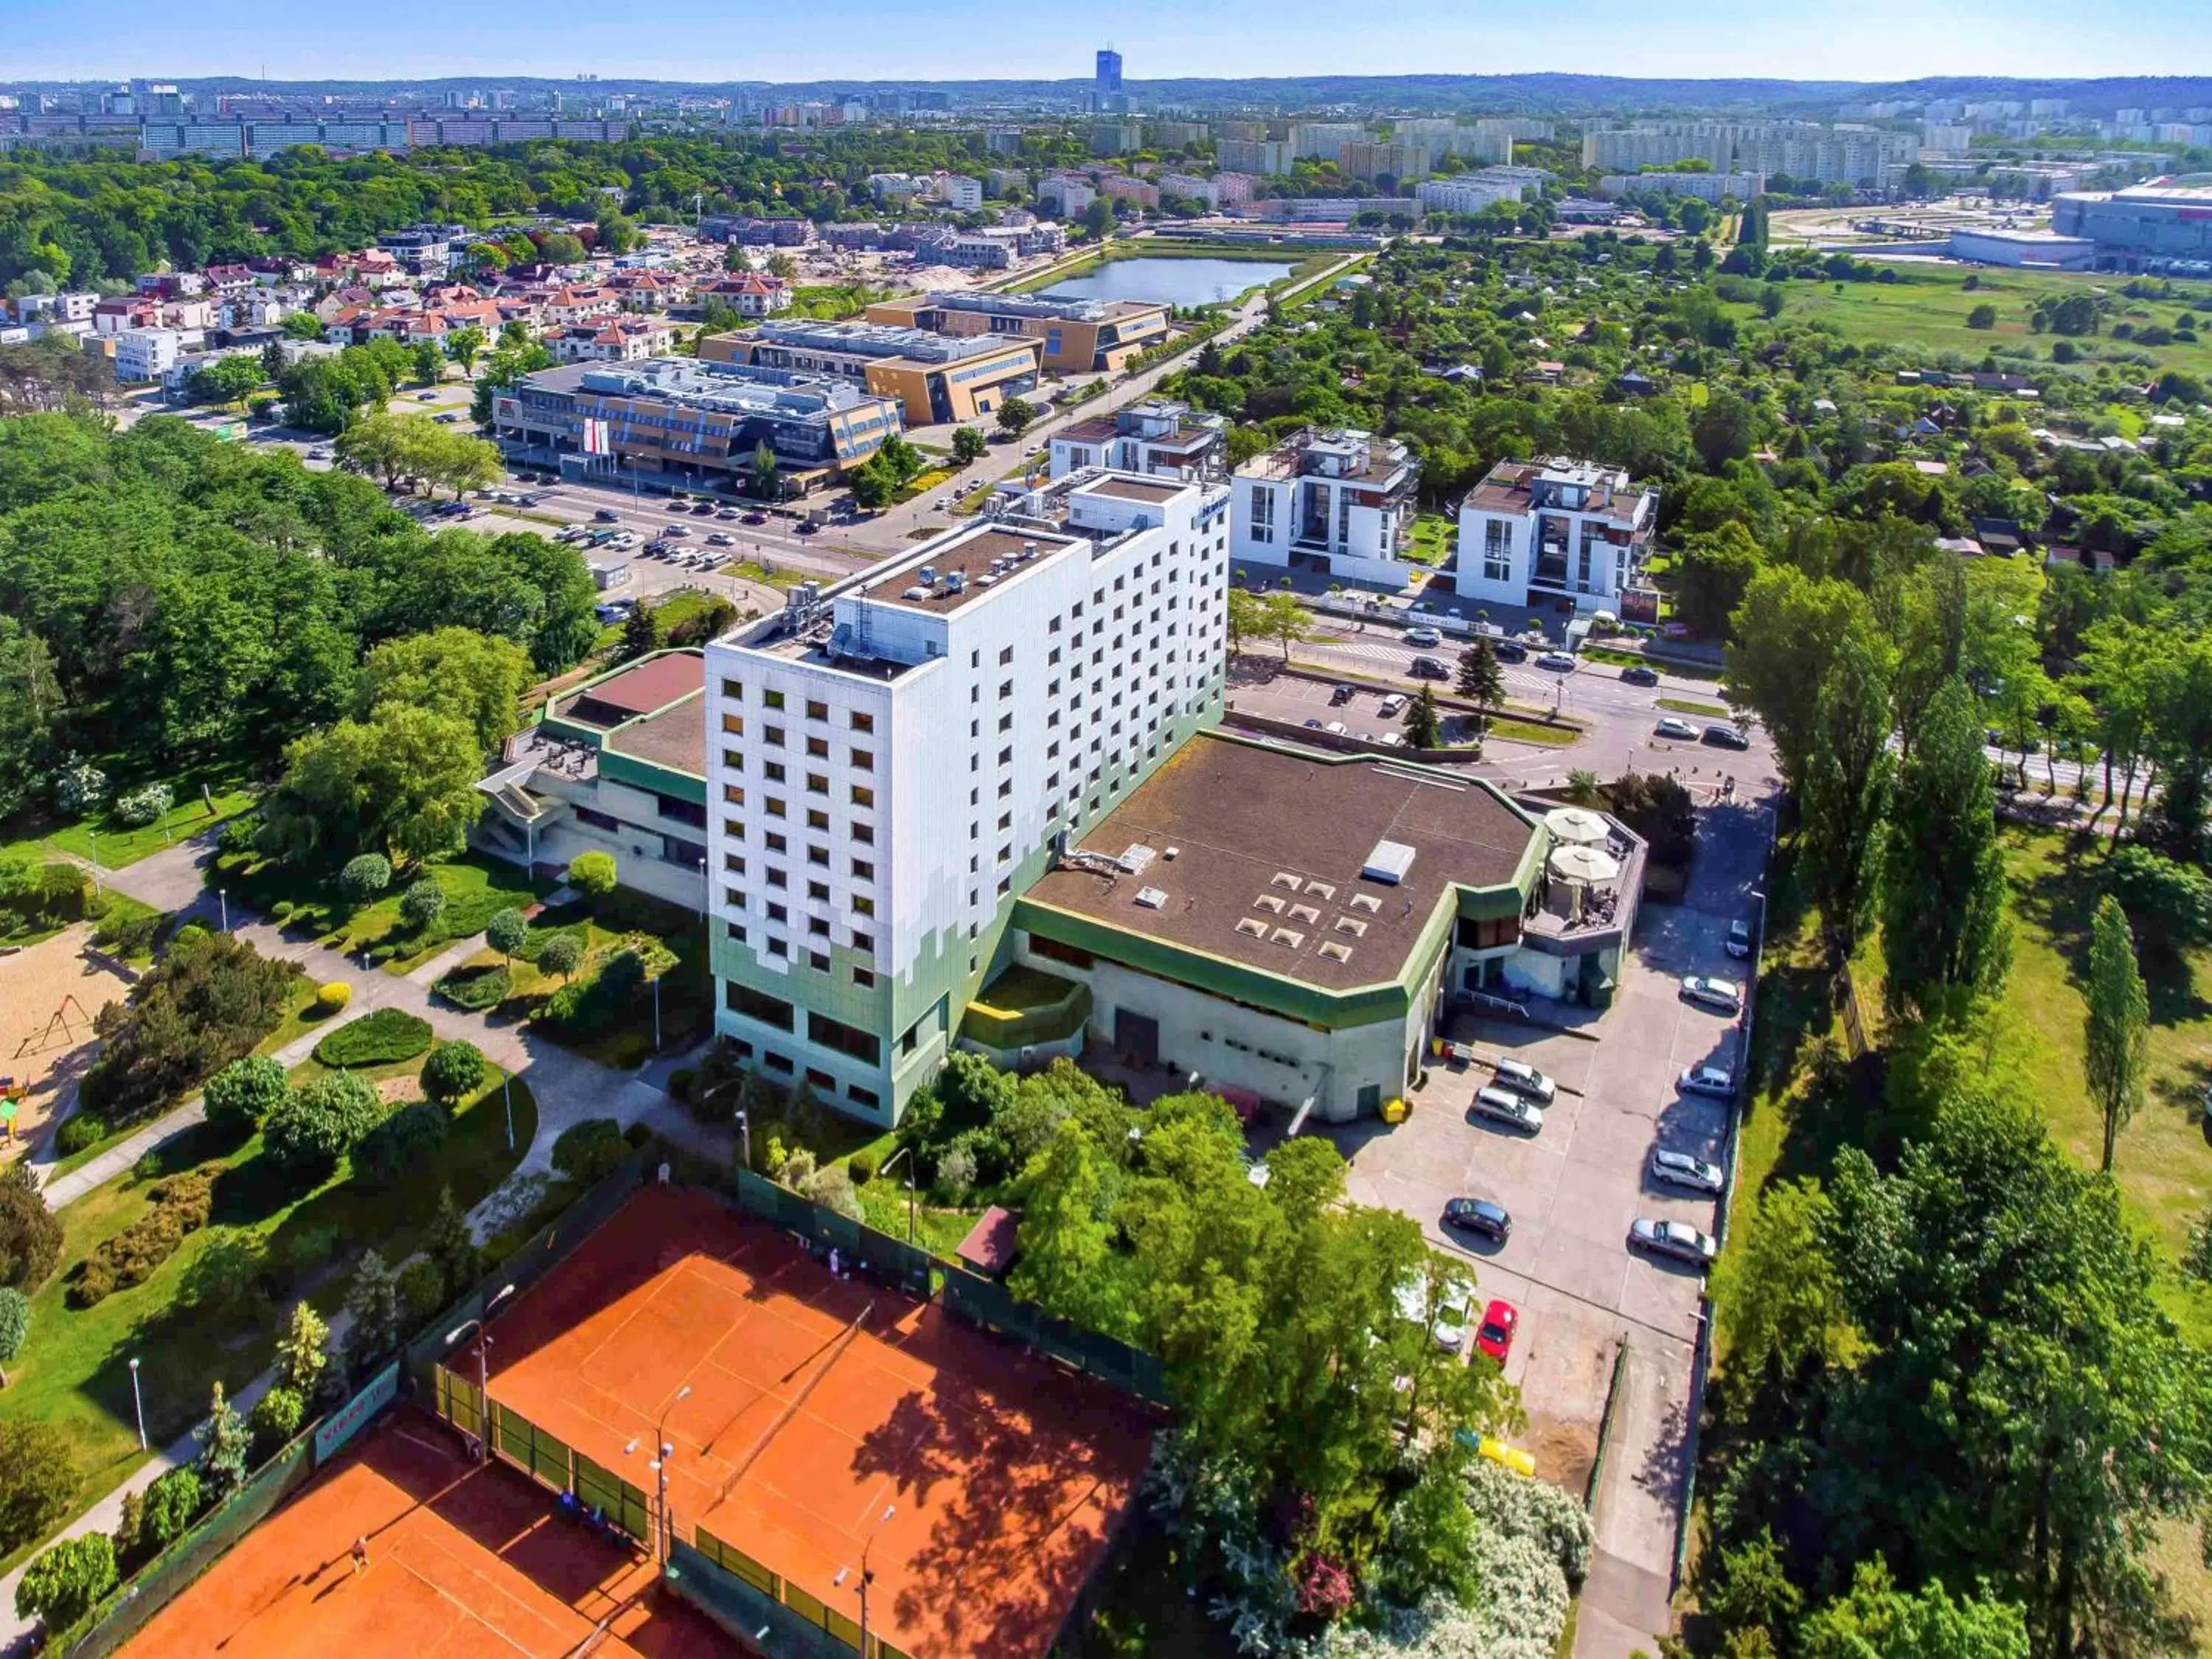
[1409,655,1450,680]
[1703,723,1751,751]
[1492,640,1528,663]
[1621,665,1660,686]
[1330,683,1356,705]
[594,508,620,523]
[1444,1197,1511,1242]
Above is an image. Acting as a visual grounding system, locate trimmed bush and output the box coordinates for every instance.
[0,1288,29,1364]
[566,851,617,900]
[338,853,392,904]
[394,1258,446,1326]
[485,908,529,961]
[537,948,644,1037]
[312,1007,432,1068]
[536,932,582,981]
[262,1072,383,1176]
[0,858,92,933]
[349,1101,448,1188]
[849,1147,880,1186]
[0,1162,62,1293]
[313,981,352,1015]
[421,1040,487,1107]
[112,783,173,828]
[667,1067,696,1104]
[66,1169,214,1308]
[246,1386,304,1456]
[433,962,509,1011]
[54,1114,106,1156]
[137,1465,201,1554]
[551,1119,629,1186]
[398,877,446,933]
[203,1054,288,1137]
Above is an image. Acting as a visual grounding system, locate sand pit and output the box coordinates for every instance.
[0,923,134,1146]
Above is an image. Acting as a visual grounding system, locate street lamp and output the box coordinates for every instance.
[217,888,229,933]
[879,1145,916,1244]
[858,1503,896,1655]
[445,1283,515,1461]
[653,1383,692,1562]
[734,1107,750,1173]
[501,1066,515,1153]
[128,1357,146,1451]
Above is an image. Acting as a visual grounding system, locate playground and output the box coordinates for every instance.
[464,1187,1155,1659]
[122,1413,727,1659]
[0,923,132,1147]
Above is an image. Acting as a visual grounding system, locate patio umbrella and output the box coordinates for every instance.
[1543,806,1610,846]
[1548,844,1622,885]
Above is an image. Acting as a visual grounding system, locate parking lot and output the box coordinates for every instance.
[1307,787,1773,1658]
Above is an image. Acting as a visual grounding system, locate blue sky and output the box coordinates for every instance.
[0,0,2191,83]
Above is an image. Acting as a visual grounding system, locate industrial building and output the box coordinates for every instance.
[490,358,902,493]
[864,290,1172,375]
[700,319,1040,425]
[2053,178,2212,271]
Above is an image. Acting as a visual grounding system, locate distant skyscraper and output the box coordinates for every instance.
[1095,48,1123,105]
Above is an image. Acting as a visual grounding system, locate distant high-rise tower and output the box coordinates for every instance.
[1095,48,1123,108]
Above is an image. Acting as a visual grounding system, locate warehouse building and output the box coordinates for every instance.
[2052,178,2212,271]
[700,319,1040,426]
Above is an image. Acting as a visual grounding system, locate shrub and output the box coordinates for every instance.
[312,1007,432,1068]
[0,1288,29,1363]
[802,1164,863,1221]
[537,948,644,1037]
[270,900,295,921]
[91,904,164,961]
[80,931,301,1125]
[551,1119,629,1185]
[421,1040,487,1107]
[0,1422,78,1554]
[849,1147,880,1186]
[434,962,509,1010]
[247,1387,304,1457]
[667,1066,697,1104]
[67,1169,214,1307]
[934,1144,977,1204]
[0,858,91,933]
[262,1072,383,1176]
[338,853,392,904]
[52,761,107,815]
[138,1465,201,1553]
[350,1101,448,1188]
[394,1258,446,1326]
[15,1531,115,1630]
[54,1114,106,1156]
[203,1053,288,1137]
[0,1162,63,1293]
[398,877,446,933]
[313,980,352,1015]
[537,931,582,981]
[112,783,173,828]
[485,908,529,961]
[566,851,617,900]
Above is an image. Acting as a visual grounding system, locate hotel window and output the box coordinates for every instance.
[850,749,873,771]
[852,967,876,989]
[763,724,785,747]
[762,761,785,783]
[852,894,876,918]
[806,773,829,796]
[762,690,785,710]
[807,844,829,866]
[806,699,828,721]
[850,710,874,733]
[720,678,743,699]
[851,785,875,808]
[806,809,829,831]
[766,901,787,923]
[1483,520,1513,583]
[1248,487,1274,544]
[851,822,874,845]
[720,712,744,735]
[852,858,874,880]
[805,736,829,759]
[723,853,745,874]
[721,784,744,805]
[764,796,786,818]
[721,749,743,771]
[764,832,787,853]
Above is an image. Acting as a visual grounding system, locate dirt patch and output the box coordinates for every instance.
[1528,1416,1598,1496]
[0,923,136,1144]
[376,1077,424,1106]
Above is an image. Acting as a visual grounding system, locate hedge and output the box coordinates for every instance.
[311,1008,433,1069]
[67,1170,215,1308]
[432,963,509,1012]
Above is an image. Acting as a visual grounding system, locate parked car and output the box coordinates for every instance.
[1470,1085,1545,1134]
[1537,651,1578,672]
[1432,1286,1472,1352]
[1442,1197,1511,1242]
[796,521,820,535]
[1679,1065,1737,1099]
[1489,1058,1555,1104]
[1330,683,1357,705]
[307,446,332,461]
[666,524,692,538]
[1474,1298,1519,1363]
[1324,720,1347,736]
[1409,655,1450,680]
[1703,723,1751,750]
[415,391,438,401]
[1680,975,1744,1013]
[1655,716,1700,740]
[1649,1148,1726,1195]
[707,532,736,546]
[666,499,689,512]
[690,501,716,515]
[1377,692,1407,717]
[1492,640,1529,663]
[434,412,461,424]
[1630,1217,1717,1265]
[1725,920,1753,959]
[742,510,768,524]
[717,509,741,521]
[1405,626,1443,648]
[1621,664,1660,686]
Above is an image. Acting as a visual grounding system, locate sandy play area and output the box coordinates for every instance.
[0,923,134,1147]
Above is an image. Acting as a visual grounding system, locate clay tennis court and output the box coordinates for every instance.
[122,1411,725,1659]
[475,1187,1154,1658]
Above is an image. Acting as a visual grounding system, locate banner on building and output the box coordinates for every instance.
[314,1360,400,1467]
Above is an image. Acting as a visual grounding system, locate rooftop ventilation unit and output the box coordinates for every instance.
[1163,846,1180,860]
[1021,541,1038,561]
[918,566,936,584]
[1361,840,1417,886]
[902,586,931,601]
[978,574,999,588]
[1134,886,1168,909]
[944,571,966,593]
[1117,844,1157,876]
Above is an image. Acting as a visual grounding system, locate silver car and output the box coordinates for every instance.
[1655,716,1700,740]
[1649,1148,1725,1194]
[1471,1085,1544,1134]
[1678,1065,1736,1099]
[1680,975,1744,1013]
[1489,1058,1555,1105]
[1630,1217,1717,1265]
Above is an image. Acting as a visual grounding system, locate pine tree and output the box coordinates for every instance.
[275,1300,330,1398]
[1404,686,1444,749]
[425,1187,480,1303]
[1455,639,1504,726]
[195,1382,251,1502]
[342,1249,400,1377]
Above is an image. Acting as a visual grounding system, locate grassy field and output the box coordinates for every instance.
[1658,697,1733,719]
[222,852,546,973]
[0,762,259,872]
[1757,266,2212,380]
[0,1070,535,1576]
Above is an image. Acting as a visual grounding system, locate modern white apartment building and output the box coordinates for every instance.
[1455,458,1659,615]
[703,467,1232,1124]
[1229,428,1417,586]
[1416,168,1548,214]
[1048,397,1227,482]
[113,327,184,382]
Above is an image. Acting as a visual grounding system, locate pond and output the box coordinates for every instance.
[1040,255,1296,307]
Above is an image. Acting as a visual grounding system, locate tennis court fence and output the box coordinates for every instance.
[673,1534,915,1659]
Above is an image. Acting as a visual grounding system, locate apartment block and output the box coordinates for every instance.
[1415,167,1554,214]
[1581,120,1914,186]
[703,467,1232,1122]
[1289,122,1366,162]
[700,318,1040,426]
[1340,140,1432,184]
[492,358,902,493]
[1455,458,1659,615]
[1215,138,1290,176]
[1158,173,1219,209]
[1595,170,1764,203]
[1230,428,1416,585]
[1048,398,1226,482]
[113,327,183,382]
[866,290,1172,375]
[1037,175,1096,217]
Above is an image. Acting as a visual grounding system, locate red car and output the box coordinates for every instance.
[1474,1298,1518,1364]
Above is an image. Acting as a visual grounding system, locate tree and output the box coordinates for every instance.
[1798,1558,2029,1659]
[422,1040,487,1108]
[262,1071,383,1175]
[619,604,662,661]
[248,1386,304,1453]
[78,932,301,1127]
[354,627,531,754]
[566,850,617,900]
[1725,568,1877,791]
[446,325,485,378]
[136,1466,201,1556]
[275,1300,330,1398]
[2083,894,2149,1174]
[0,622,64,821]
[1799,616,1896,959]
[203,1054,289,1138]
[411,340,445,388]
[0,1288,29,1368]
[1260,591,1313,661]
[538,931,583,981]
[282,311,327,341]
[1455,639,1504,709]
[536,232,587,265]
[0,1422,74,1554]
[190,354,262,410]
[485,908,529,970]
[0,1161,63,1293]
[950,425,987,463]
[399,877,446,933]
[350,1100,446,1188]
[1674,523,1767,640]
[749,440,779,501]
[15,1533,115,1631]
[1225,587,1266,658]
[342,1248,400,1374]
[195,1380,251,1503]
[1880,678,2011,1020]
[995,396,1035,437]
[1966,302,1999,330]
[1691,389,1756,471]
[338,853,392,905]
[1712,1179,1844,1377]
[425,1186,479,1301]
[259,703,486,869]
[1403,684,1444,748]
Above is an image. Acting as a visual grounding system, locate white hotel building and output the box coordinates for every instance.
[703,469,1231,1124]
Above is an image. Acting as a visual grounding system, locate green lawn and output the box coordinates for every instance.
[1485,717,1582,748]
[0,1070,535,1576]
[1658,697,1733,719]
[1758,268,2212,380]
[220,851,546,973]
[0,763,258,872]
[855,1178,982,1260]
[1582,644,1723,682]
[1402,516,1455,568]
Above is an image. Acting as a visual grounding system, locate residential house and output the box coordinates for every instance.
[1229,427,1418,585]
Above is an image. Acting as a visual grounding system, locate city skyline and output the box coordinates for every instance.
[0,0,2197,87]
